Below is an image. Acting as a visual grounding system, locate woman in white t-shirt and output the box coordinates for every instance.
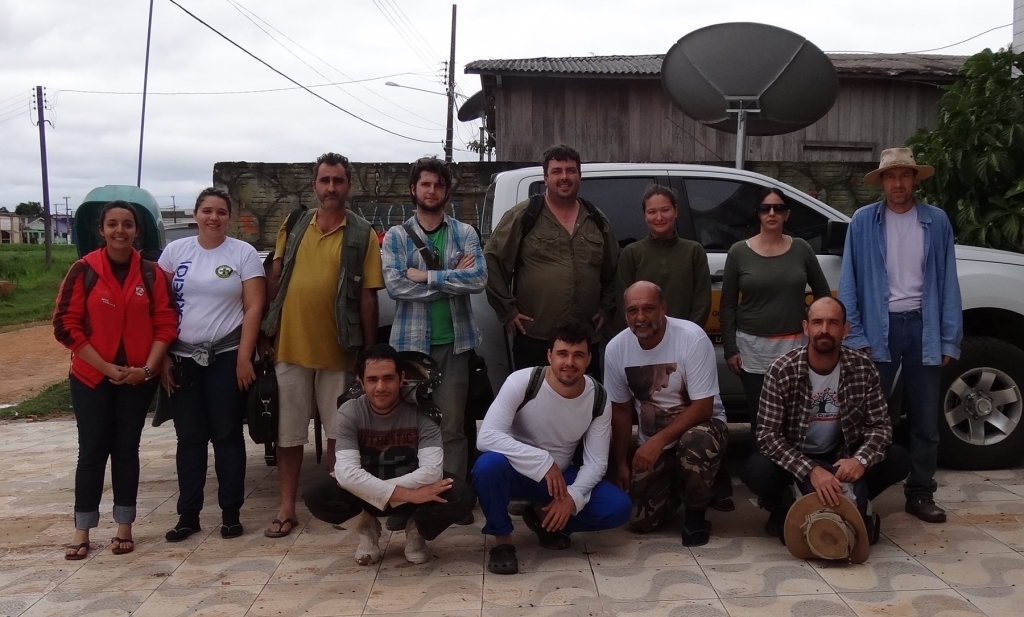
[158,187,266,542]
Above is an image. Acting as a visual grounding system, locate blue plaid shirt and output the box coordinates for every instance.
[383,214,487,354]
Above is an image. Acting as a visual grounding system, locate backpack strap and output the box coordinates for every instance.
[403,223,441,271]
[513,194,546,271]
[589,378,608,420]
[139,259,157,313]
[514,366,546,414]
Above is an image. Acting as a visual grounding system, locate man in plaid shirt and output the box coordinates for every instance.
[382,157,487,508]
[742,297,910,541]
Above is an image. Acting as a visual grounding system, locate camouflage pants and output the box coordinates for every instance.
[628,418,728,533]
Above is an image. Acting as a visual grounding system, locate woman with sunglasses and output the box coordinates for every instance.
[158,187,266,542]
[719,187,830,435]
[54,201,179,560]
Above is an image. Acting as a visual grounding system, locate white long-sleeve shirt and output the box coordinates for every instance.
[477,368,611,514]
[333,397,443,510]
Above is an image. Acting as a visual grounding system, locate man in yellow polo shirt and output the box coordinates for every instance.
[262,152,384,538]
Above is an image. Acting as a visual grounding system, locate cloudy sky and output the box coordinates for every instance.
[0,0,1014,212]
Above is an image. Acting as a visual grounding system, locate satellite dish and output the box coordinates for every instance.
[457,90,485,122]
[661,22,838,166]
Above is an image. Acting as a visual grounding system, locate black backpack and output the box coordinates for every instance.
[515,366,607,420]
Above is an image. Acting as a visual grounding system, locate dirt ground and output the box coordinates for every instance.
[0,324,69,405]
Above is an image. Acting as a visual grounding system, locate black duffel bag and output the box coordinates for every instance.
[246,353,279,466]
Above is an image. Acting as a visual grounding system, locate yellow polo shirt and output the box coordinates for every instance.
[274,211,383,371]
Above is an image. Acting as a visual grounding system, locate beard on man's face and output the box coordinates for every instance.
[811,333,838,354]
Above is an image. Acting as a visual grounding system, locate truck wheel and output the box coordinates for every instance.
[938,336,1024,470]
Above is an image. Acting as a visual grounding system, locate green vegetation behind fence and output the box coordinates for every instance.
[0,244,78,327]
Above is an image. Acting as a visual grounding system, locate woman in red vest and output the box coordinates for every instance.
[53,201,178,560]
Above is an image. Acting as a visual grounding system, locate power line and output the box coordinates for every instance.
[165,0,437,144]
[57,73,432,96]
[224,0,443,128]
[826,23,1011,54]
[382,0,444,62]
[0,96,32,114]
[369,0,439,73]
[0,90,32,106]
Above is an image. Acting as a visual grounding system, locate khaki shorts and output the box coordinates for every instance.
[275,362,353,448]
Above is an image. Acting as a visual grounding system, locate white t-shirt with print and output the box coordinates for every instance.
[158,236,264,352]
[604,317,726,444]
[802,363,843,455]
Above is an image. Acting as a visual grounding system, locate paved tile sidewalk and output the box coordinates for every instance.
[1,418,1023,616]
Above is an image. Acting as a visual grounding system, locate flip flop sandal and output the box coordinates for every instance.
[264,517,298,538]
[711,496,736,512]
[64,542,89,561]
[110,537,135,555]
[681,520,712,547]
[221,523,244,539]
[487,543,519,575]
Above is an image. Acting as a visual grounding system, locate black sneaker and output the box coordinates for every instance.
[522,505,571,550]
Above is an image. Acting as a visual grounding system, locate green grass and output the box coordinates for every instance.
[1,379,72,419]
[0,244,78,327]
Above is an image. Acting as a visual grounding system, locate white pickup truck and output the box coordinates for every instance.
[379,163,1024,470]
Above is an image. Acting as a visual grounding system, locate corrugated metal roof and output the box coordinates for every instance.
[464,53,966,79]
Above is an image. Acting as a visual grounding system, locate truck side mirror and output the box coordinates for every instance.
[825,220,849,256]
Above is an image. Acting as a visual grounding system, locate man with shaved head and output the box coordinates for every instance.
[604,281,728,547]
[742,296,911,543]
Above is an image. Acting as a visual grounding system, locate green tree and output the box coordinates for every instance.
[14,201,43,217]
[908,49,1024,253]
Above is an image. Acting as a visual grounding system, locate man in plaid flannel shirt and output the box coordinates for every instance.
[742,297,910,542]
[382,157,487,500]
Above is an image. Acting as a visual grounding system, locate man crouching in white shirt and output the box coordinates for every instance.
[303,344,476,565]
[473,319,632,575]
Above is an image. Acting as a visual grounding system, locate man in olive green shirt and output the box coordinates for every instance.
[484,145,619,375]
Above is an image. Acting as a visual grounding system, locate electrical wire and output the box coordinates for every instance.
[369,0,439,72]
[57,73,431,96]
[224,0,443,128]
[382,0,444,62]
[0,91,32,106]
[826,23,1011,54]
[0,96,32,114]
[165,0,436,143]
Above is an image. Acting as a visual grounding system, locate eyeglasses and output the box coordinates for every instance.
[756,204,790,214]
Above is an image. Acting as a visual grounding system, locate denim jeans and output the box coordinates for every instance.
[472,451,632,537]
[743,446,911,518]
[70,374,158,530]
[874,311,942,498]
[169,350,247,516]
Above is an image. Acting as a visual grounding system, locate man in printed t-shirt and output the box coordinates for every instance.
[302,344,476,566]
[742,297,910,542]
[604,281,728,547]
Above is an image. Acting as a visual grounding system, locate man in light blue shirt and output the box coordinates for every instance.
[382,157,487,496]
[839,148,963,524]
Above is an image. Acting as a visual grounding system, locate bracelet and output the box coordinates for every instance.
[142,366,153,379]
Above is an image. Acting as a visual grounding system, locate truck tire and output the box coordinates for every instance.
[938,336,1024,470]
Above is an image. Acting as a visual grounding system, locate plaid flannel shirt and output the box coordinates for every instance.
[382,214,486,355]
[756,345,892,480]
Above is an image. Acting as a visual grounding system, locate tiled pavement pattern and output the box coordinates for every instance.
[2,419,1024,617]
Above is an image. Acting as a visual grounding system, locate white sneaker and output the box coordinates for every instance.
[404,518,430,564]
[352,511,382,566]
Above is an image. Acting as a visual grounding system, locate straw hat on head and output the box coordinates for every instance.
[863,148,934,186]
[784,493,870,564]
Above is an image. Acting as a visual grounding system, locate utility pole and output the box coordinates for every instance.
[444,4,457,163]
[34,86,52,268]
[171,196,177,222]
[137,0,155,187]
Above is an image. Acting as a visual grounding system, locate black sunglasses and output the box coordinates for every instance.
[757,204,790,214]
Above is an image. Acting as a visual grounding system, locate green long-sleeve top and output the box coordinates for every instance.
[616,235,712,327]
[719,237,831,358]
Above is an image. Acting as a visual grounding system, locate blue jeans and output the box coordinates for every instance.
[70,375,158,530]
[169,351,247,516]
[472,451,632,537]
[874,311,942,498]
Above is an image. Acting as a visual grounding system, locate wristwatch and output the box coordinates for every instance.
[854,454,868,467]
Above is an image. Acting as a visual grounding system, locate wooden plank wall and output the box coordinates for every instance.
[493,76,944,164]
